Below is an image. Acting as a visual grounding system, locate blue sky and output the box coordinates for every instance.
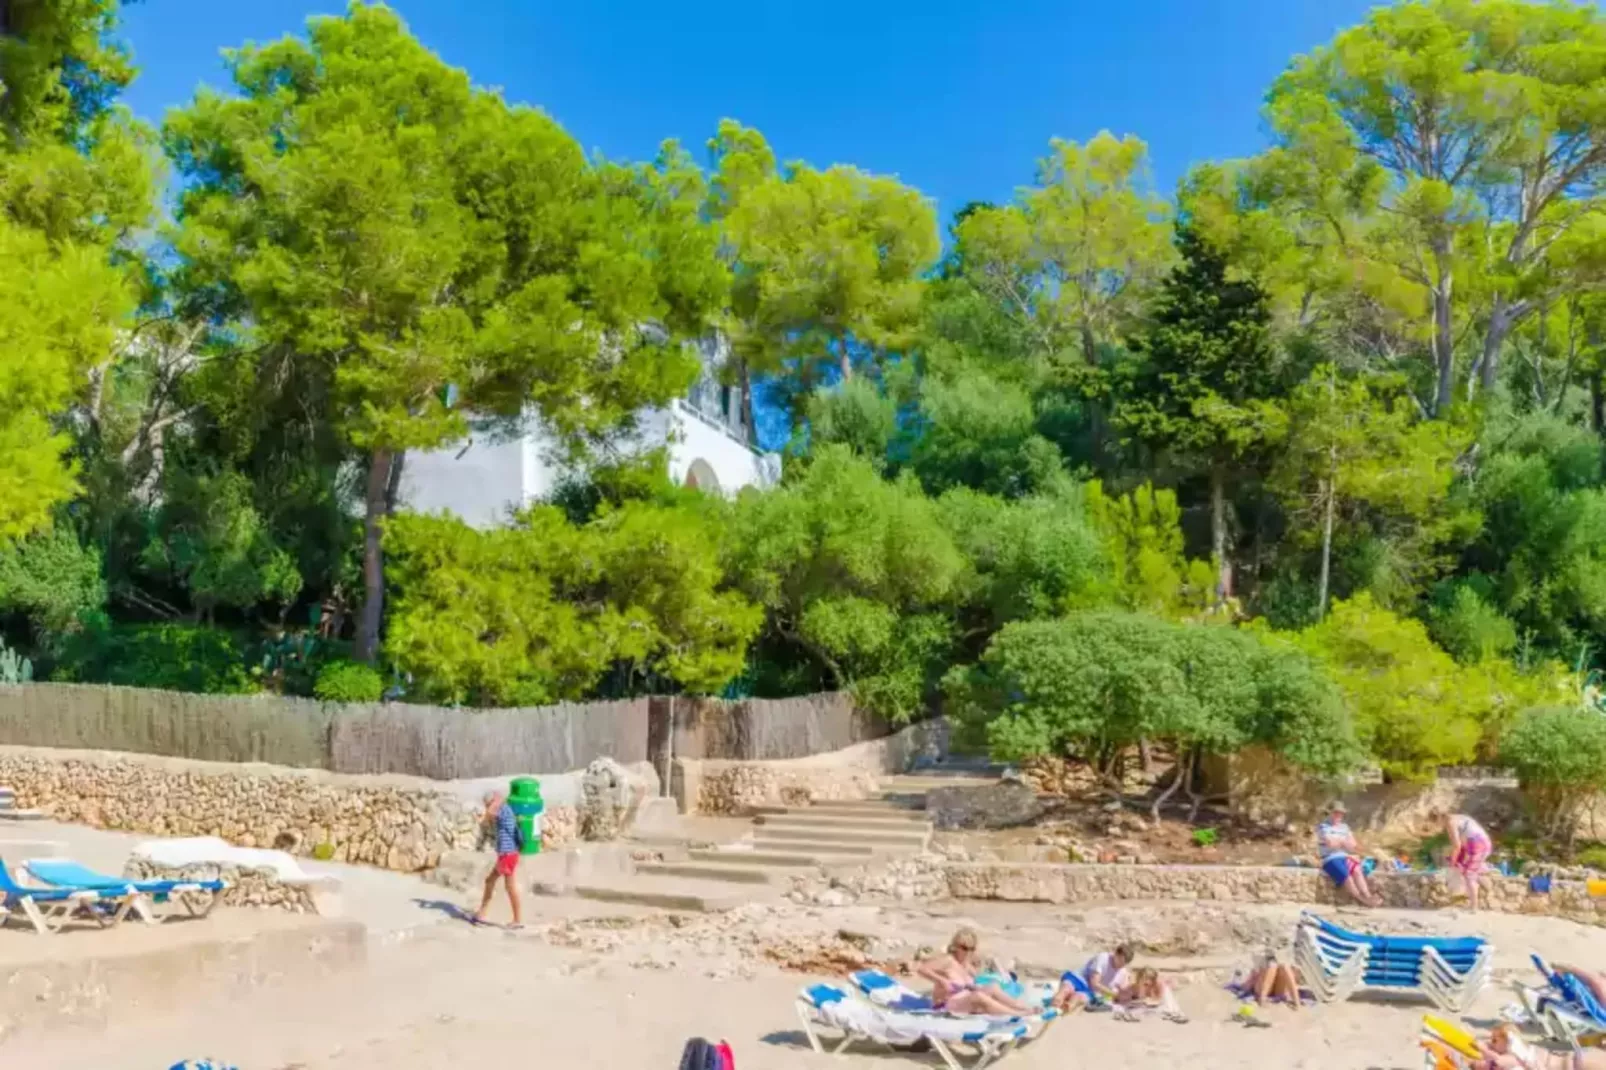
[120,0,1380,225]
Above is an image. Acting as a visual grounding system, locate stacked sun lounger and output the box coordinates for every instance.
[797,983,1029,1070]
[1294,913,1492,1012]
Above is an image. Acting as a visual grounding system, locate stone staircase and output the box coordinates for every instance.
[0,786,43,823]
[538,792,936,911]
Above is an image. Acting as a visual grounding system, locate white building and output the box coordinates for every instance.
[399,337,781,527]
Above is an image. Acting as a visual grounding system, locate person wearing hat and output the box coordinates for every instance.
[1317,800,1381,907]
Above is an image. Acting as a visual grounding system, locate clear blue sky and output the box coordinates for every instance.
[120,0,1380,225]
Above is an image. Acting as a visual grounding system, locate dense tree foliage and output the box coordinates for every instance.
[8,1,1606,806]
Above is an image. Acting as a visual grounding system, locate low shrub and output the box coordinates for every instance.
[1500,706,1606,845]
[313,660,385,704]
[53,623,254,695]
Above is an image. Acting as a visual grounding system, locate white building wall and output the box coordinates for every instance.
[397,432,528,528]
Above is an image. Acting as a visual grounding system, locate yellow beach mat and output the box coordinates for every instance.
[1421,1015,1481,1060]
[1588,877,1606,897]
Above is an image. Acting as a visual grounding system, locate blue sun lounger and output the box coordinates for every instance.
[0,856,140,934]
[1294,913,1491,1012]
[797,983,1029,1070]
[1517,955,1606,1043]
[23,859,225,924]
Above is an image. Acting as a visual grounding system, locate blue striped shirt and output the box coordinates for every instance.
[494,804,518,854]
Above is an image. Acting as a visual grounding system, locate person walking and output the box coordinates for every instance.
[471,789,523,928]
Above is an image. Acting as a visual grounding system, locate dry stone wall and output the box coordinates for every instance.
[941,861,1606,925]
[0,745,584,872]
[678,718,948,814]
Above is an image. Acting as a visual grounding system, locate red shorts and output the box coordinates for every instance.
[494,852,519,877]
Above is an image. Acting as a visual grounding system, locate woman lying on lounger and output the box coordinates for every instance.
[915,928,1039,1017]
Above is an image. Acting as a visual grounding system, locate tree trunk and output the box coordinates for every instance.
[838,347,852,382]
[1317,468,1336,620]
[737,358,757,446]
[1592,369,1605,440]
[1080,319,1098,367]
[1210,466,1232,601]
[384,449,407,514]
[1431,257,1456,417]
[355,449,395,665]
[1479,296,1514,396]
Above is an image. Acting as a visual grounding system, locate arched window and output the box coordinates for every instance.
[683,458,720,493]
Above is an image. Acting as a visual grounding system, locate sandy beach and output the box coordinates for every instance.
[8,878,1606,1070]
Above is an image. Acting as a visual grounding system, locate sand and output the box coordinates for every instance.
[7,819,1606,1069]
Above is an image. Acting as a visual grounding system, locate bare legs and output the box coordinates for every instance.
[472,866,522,927]
[1343,865,1383,907]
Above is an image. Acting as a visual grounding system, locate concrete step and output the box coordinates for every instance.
[754,804,928,824]
[689,848,845,867]
[755,811,932,832]
[531,877,767,912]
[633,861,781,885]
[749,837,881,857]
[755,823,929,848]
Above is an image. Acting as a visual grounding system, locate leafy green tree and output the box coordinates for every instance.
[938,487,1103,639]
[1271,366,1473,616]
[1076,481,1216,618]
[1265,0,1606,412]
[0,0,152,543]
[385,500,758,706]
[800,377,899,469]
[714,120,939,423]
[1501,706,1606,845]
[907,372,1066,498]
[136,469,303,620]
[1118,225,1287,599]
[1460,410,1606,660]
[947,612,1358,807]
[956,133,1174,369]
[725,445,962,720]
[0,524,105,636]
[165,3,725,662]
[1278,593,1485,779]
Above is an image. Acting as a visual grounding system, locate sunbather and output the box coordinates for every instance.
[1471,1024,1606,1070]
[1114,967,1188,1023]
[1317,800,1382,907]
[1243,948,1302,1009]
[1551,964,1606,1006]
[914,928,1038,1017]
[1429,807,1493,911]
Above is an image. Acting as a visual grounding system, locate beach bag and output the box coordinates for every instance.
[1443,867,1467,897]
[678,1037,733,1070]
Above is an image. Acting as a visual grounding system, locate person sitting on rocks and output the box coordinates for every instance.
[1317,800,1382,907]
[915,928,1039,1017]
[1113,967,1188,1024]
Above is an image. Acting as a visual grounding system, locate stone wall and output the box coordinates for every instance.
[0,745,590,872]
[675,718,948,815]
[941,861,1606,925]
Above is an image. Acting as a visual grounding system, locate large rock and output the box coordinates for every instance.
[927,781,1044,831]
[580,756,631,841]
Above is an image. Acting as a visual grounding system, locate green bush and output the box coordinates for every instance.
[53,623,254,694]
[1500,706,1606,843]
[946,611,1360,783]
[313,660,384,704]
